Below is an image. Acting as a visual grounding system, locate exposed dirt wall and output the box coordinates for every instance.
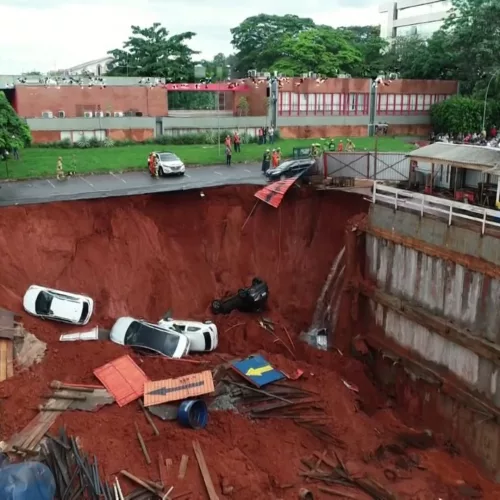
[0,186,365,328]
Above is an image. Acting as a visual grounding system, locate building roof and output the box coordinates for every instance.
[64,57,113,72]
[407,142,500,172]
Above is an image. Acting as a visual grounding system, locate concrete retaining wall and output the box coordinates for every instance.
[364,202,500,477]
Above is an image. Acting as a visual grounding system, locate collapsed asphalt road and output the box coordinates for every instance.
[0,163,264,207]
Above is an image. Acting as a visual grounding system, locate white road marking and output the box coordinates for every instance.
[244,169,251,173]
[110,172,126,183]
[184,173,191,178]
[46,180,56,189]
[214,171,223,176]
[80,177,94,188]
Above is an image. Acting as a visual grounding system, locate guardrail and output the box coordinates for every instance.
[371,183,500,235]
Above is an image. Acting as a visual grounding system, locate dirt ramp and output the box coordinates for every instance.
[0,186,367,323]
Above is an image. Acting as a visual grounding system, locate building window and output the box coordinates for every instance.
[395,20,444,38]
[376,93,452,114]
[397,1,451,20]
[278,91,368,116]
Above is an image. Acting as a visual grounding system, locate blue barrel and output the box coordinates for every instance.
[178,399,208,429]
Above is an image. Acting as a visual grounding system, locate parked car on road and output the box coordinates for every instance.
[212,278,269,315]
[149,152,186,177]
[110,317,190,359]
[23,285,94,325]
[265,158,316,181]
[157,318,218,352]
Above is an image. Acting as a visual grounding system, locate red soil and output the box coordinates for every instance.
[0,185,498,499]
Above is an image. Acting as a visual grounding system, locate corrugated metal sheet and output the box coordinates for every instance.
[408,143,500,171]
[143,370,214,407]
[94,355,149,407]
[372,301,479,386]
[366,235,500,344]
[325,152,409,181]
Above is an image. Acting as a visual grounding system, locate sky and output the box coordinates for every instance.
[0,0,381,74]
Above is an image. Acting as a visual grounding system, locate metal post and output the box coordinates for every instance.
[482,72,499,133]
[496,175,500,208]
[368,81,377,137]
[217,80,221,156]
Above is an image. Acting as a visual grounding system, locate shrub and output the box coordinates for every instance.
[76,136,90,148]
[30,127,282,148]
[430,96,500,134]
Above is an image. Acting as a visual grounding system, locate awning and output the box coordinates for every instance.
[408,143,500,173]
[254,173,303,208]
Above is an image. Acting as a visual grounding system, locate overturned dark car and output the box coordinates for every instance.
[211,278,269,315]
[265,158,317,182]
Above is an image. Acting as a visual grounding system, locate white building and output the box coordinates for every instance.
[379,0,452,39]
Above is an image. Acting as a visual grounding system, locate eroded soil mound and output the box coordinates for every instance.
[0,186,498,499]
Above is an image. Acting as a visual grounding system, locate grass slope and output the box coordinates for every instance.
[2,137,416,180]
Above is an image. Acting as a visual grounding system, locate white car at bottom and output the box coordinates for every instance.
[157,319,218,353]
[23,285,94,325]
[110,317,190,359]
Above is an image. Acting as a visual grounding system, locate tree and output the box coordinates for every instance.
[442,0,500,95]
[106,23,199,81]
[236,96,249,117]
[230,14,316,73]
[0,91,31,154]
[270,27,362,77]
[338,26,387,77]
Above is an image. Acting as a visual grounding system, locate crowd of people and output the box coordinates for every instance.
[431,125,500,148]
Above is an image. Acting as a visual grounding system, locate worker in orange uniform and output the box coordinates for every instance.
[233,131,241,153]
[337,140,344,152]
[56,156,64,180]
[224,135,232,149]
[276,147,282,164]
[271,149,279,168]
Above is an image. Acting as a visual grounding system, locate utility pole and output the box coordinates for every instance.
[269,78,278,129]
[368,79,377,137]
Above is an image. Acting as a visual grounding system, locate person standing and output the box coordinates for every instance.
[225,144,232,166]
[337,140,344,152]
[271,149,279,168]
[268,127,275,144]
[264,126,269,144]
[224,135,232,149]
[258,127,264,144]
[276,147,282,164]
[261,149,271,173]
[233,131,241,153]
[11,136,19,160]
[56,156,64,180]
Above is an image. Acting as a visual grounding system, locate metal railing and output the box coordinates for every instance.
[371,183,500,235]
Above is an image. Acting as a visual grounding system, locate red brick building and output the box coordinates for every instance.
[3,77,458,143]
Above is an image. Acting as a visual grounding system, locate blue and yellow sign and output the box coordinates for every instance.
[230,354,285,388]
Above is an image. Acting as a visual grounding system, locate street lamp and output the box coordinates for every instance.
[482,70,500,133]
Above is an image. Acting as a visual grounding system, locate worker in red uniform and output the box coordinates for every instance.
[271,149,279,168]
[337,140,344,152]
[233,131,241,153]
[491,125,497,138]
[224,135,231,149]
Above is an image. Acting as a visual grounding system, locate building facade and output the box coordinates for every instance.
[379,0,452,39]
[0,75,458,143]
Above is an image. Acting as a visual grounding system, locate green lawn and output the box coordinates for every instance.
[2,137,416,180]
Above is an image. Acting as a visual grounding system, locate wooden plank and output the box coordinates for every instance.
[0,340,7,381]
[178,454,189,479]
[8,392,73,451]
[6,339,13,378]
[192,440,219,500]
